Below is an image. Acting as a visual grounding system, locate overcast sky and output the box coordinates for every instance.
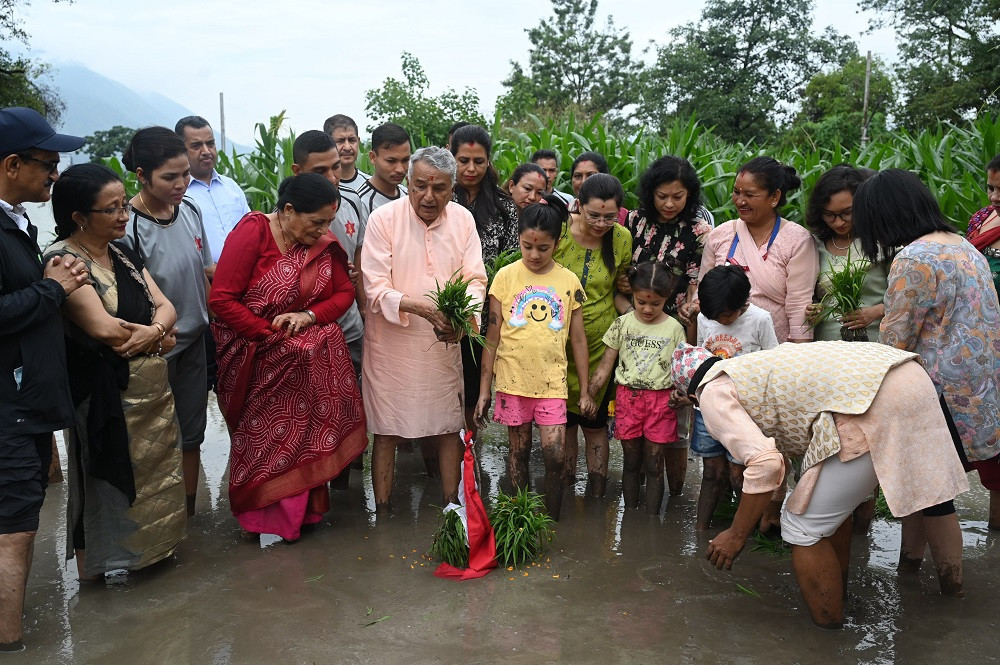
[18,0,897,145]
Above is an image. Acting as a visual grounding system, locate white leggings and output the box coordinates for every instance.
[780,453,878,547]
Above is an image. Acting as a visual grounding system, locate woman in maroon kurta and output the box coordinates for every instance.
[210,174,367,540]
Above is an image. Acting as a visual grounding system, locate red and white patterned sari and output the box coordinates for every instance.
[213,234,366,539]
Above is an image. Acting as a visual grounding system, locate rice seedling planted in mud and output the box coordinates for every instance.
[430,509,468,568]
[427,270,485,348]
[490,488,555,568]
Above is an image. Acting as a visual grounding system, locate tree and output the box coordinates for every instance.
[783,55,895,149]
[637,0,856,143]
[496,0,639,127]
[82,125,136,162]
[859,0,1000,127]
[365,52,485,147]
[0,0,71,124]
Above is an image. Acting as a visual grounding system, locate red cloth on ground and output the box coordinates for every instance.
[435,432,497,581]
[211,213,366,521]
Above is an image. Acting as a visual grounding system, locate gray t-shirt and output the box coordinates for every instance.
[123,198,212,357]
[332,188,368,342]
[340,170,370,192]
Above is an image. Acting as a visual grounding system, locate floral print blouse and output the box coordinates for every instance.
[879,238,1000,462]
[623,205,714,312]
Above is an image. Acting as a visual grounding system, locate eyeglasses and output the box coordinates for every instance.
[821,208,853,223]
[88,203,133,216]
[18,153,60,175]
[582,209,618,226]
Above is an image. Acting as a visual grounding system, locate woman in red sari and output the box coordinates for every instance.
[210,173,367,541]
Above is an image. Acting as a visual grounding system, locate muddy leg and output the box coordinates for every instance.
[48,434,63,484]
[922,513,965,597]
[0,531,34,648]
[830,516,853,595]
[372,434,399,509]
[621,438,643,509]
[729,462,746,496]
[564,424,579,485]
[898,513,927,573]
[464,407,478,442]
[583,426,609,497]
[852,494,876,536]
[538,425,566,520]
[989,490,1000,531]
[697,456,728,531]
[664,447,687,497]
[507,424,532,492]
[182,449,200,516]
[435,433,463,505]
[644,441,666,515]
[419,437,440,479]
[791,537,845,629]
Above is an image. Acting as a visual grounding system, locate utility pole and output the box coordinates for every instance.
[219,92,227,154]
[860,51,872,149]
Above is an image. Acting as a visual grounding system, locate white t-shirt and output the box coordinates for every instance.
[697,303,778,359]
[357,179,406,212]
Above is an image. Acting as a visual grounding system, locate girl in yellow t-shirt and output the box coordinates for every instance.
[474,194,595,520]
[589,261,687,514]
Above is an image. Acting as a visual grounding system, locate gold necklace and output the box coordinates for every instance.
[72,234,110,268]
[138,190,173,223]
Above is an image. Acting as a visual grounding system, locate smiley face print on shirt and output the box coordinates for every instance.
[508,286,566,331]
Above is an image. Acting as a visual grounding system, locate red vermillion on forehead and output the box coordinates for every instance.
[427,174,438,182]
[467,142,475,147]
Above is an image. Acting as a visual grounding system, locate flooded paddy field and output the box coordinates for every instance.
[23,401,1000,664]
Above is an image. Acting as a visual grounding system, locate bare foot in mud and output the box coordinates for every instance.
[896,555,922,574]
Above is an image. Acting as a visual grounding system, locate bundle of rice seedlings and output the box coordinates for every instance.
[490,488,555,568]
[429,509,468,568]
[427,270,485,348]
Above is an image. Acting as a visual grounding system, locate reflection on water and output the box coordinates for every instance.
[24,400,1000,664]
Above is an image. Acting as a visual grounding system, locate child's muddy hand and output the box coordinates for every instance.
[615,273,631,294]
[677,302,699,326]
[669,391,693,408]
[578,395,597,419]
[473,395,491,428]
[707,527,746,570]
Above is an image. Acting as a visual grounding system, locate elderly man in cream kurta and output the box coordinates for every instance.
[362,147,487,511]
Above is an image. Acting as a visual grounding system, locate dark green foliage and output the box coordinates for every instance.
[430,509,468,568]
[490,488,555,568]
[427,270,486,348]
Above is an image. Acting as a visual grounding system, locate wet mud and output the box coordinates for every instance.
[22,401,1000,664]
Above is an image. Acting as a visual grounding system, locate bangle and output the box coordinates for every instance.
[152,321,166,338]
[304,309,317,324]
[157,340,163,356]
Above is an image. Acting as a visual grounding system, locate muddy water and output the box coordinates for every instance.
[23,401,1000,664]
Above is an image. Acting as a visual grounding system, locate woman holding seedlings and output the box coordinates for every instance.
[450,125,519,438]
[505,163,548,214]
[854,169,1000,538]
[589,261,687,513]
[46,163,186,579]
[804,165,887,342]
[672,341,969,628]
[362,147,487,512]
[554,173,632,496]
[474,194,594,519]
[210,173,367,540]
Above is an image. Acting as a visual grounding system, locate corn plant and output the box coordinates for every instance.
[216,111,295,212]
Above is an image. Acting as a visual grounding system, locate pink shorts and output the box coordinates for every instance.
[614,385,678,444]
[494,392,567,427]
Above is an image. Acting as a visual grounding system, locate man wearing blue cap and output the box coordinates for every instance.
[0,106,90,652]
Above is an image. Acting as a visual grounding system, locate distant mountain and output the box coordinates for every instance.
[44,62,249,158]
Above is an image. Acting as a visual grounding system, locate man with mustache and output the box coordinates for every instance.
[324,114,369,192]
[0,107,89,652]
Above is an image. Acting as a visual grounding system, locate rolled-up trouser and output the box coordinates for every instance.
[781,453,878,547]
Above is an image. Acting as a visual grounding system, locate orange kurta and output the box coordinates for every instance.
[361,199,487,437]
